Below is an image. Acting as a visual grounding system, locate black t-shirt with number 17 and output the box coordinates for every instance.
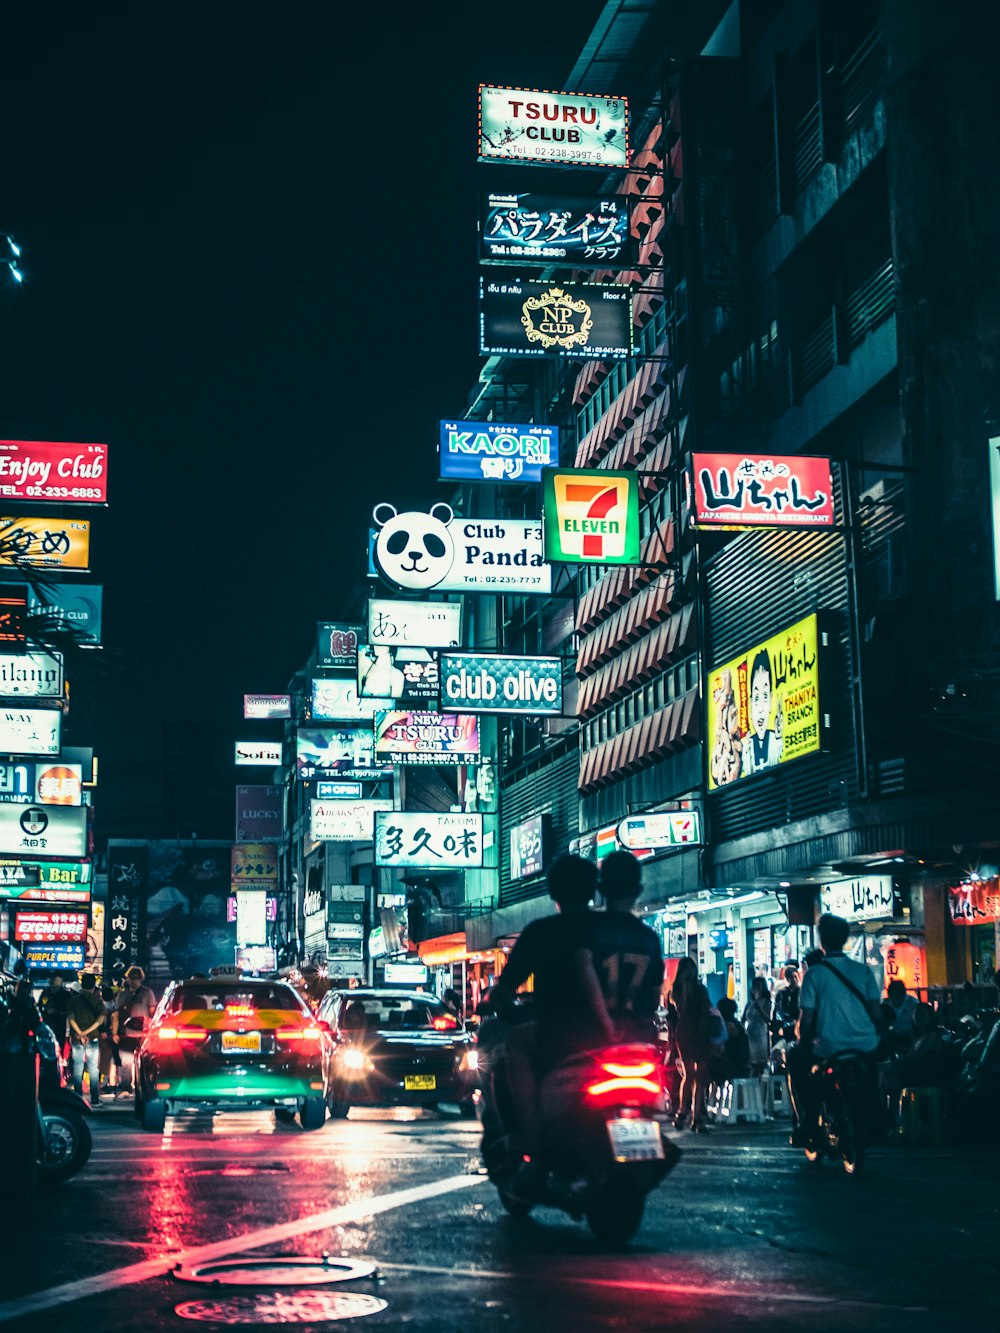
[583,909,664,1041]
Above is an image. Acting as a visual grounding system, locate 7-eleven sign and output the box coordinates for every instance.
[542,466,640,564]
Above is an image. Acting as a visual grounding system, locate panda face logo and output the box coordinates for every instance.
[372,503,455,592]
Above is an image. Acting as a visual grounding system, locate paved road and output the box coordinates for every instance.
[1,1101,996,1330]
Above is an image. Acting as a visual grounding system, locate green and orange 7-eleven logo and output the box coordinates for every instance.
[542,466,641,564]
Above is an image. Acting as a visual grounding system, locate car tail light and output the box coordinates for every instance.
[277,1026,323,1049]
[149,1024,206,1052]
[225,1004,255,1019]
[432,1016,457,1031]
[585,1045,663,1103]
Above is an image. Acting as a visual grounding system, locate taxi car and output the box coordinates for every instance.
[134,977,331,1131]
[317,988,478,1118]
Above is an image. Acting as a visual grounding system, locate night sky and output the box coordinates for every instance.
[0,4,608,841]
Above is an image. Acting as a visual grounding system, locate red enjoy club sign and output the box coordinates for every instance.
[691,453,833,528]
[0,441,108,505]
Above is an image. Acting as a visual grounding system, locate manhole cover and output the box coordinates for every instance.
[173,1255,378,1286]
[175,1292,387,1323]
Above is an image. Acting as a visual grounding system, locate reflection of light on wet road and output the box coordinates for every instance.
[210,1111,275,1137]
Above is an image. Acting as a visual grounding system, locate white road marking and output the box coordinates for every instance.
[0,1173,486,1324]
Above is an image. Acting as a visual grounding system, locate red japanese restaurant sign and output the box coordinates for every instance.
[0,440,108,505]
[691,453,834,528]
[14,909,89,942]
[948,879,1000,925]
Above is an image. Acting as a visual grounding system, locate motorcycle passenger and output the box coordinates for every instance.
[787,913,882,1147]
[592,851,664,1044]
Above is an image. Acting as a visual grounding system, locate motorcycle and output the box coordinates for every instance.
[478,1009,680,1245]
[802,1050,874,1175]
[36,1021,93,1183]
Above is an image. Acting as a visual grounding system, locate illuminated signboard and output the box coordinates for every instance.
[374,811,483,868]
[296,727,377,780]
[0,858,90,903]
[27,584,102,646]
[0,651,63,697]
[439,420,557,485]
[316,781,363,799]
[383,962,429,985]
[24,942,85,972]
[0,761,82,806]
[235,889,268,947]
[374,711,480,765]
[510,814,547,881]
[227,896,277,923]
[15,909,88,943]
[707,612,829,792]
[0,803,88,856]
[820,875,897,923]
[0,707,61,756]
[234,741,282,767]
[368,596,462,647]
[0,517,91,570]
[310,798,393,843]
[616,811,702,851]
[481,192,630,266]
[948,878,1000,925]
[317,622,364,668]
[542,467,640,565]
[372,506,549,595]
[0,591,26,647]
[357,645,438,704]
[236,945,277,973]
[234,785,282,841]
[231,843,278,887]
[479,278,632,359]
[439,653,562,715]
[243,694,291,720]
[311,677,389,720]
[691,454,834,528]
[0,440,107,505]
[479,85,628,169]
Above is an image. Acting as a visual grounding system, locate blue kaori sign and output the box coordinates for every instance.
[439,652,563,715]
[27,584,102,646]
[439,421,558,484]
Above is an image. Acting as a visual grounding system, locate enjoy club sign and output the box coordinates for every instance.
[439,653,563,715]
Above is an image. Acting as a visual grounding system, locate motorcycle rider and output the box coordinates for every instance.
[787,913,882,1147]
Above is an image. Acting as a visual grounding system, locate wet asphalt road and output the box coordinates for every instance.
[1,1100,996,1331]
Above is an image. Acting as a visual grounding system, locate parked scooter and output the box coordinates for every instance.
[36,1021,92,1183]
[802,1050,875,1175]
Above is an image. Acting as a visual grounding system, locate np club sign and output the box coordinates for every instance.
[439,653,562,715]
[542,467,640,565]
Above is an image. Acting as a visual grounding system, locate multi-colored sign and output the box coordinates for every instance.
[481,192,630,266]
[616,811,702,851]
[0,440,108,505]
[542,467,640,564]
[0,651,63,698]
[0,517,91,570]
[0,708,61,756]
[948,878,1000,925]
[374,711,480,765]
[479,85,628,169]
[821,875,897,923]
[0,803,87,857]
[310,798,393,843]
[374,811,483,868]
[707,613,828,791]
[510,814,547,881]
[691,454,835,528]
[0,762,82,806]
[439,653,562,715]
[372,506,549,595]
[234,785,282,841]
[356,646,438,704]
[243,694,291,720]
[24,942,85,972]
[311,677,388,721]
[227,895,278,923]
[317,622,363,668]
[0,591,26,647]
[296,728,377,780]
[14,909,88,943]
[0,858,90,903]
[439,420,557,485]
[480,278,632,359]
[368,596,462,646]
[27,584,102,646]
[234,741,282,767]
[231,843,278,888]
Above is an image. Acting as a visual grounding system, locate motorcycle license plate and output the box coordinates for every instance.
[404,1074,436,1091]
[607,1118,664,1163]
[222,1031,261,1054]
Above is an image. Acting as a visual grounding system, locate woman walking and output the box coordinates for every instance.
[743,975,772,1076]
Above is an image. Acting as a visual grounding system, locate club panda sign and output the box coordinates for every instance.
[439,653,563,715]
[372,504,550,595]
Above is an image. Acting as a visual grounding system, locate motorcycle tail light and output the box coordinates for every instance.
[585,1045,663,1103]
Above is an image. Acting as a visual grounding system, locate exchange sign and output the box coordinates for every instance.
[0,651,63,698]
[439,420,557,485]
[439,653,562,715]
[0,518,91,570]
[372,506,550,596]
[0,708,61,756]
[542,467,640,565]
[15,910,88,943]
[0,804,87,857]
[234,742,282,767]
[357,646,438,704]
[691,454,834,528]
[367,597,462,647]
[707,612,829,791]
[0,440,107,505]
[374,711,480,765]
[0,761,82,806]
[296,728,377,780]
[481,192,630,266]
[616,811,702,851]
[374,811,483,869]
[478,85,628,169]
[243,694,291,720]
[480,278,632,359]
[310,798,393,843]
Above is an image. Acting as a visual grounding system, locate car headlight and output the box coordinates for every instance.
[337,1047,373,1074]
[460,1047,479,1072]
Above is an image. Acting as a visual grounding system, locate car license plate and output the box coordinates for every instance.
[221,1031,261,1054]
[607,1118,664,1163]
[404,1074,436,1091]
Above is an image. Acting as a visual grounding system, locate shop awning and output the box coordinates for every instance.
[418,933,468,966]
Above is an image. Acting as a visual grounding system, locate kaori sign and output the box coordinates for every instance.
[439,420,557,485]
[439,653,562,715]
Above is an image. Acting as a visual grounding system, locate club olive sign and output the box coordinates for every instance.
[438,653,563,715]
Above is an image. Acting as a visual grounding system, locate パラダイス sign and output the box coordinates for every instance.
[480,193,630,267]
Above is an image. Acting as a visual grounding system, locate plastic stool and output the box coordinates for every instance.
[762,1073,791,1119]
[897,1087,946,1145]
[705,1082,724,1121]
[718,1078,767,1124]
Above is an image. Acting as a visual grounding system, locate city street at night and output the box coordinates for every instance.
[1,1105,995,1331]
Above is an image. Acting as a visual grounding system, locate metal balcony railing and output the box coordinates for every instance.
[796,310,838,394]
[845,258,895,348]
[841,28,885,138]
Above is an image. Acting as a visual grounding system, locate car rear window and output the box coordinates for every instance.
[166,984,304,1013]
[339,996,456,1031]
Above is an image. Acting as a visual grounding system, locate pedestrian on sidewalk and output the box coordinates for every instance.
[675,980,725,1132]
[743,975,772,1076]
[111,966,157,1093]
[68,974,106,1106]
[99,983,121,1095]
[710,996,752,1085]
[39,972,71,1057]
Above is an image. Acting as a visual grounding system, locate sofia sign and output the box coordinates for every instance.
[372,504,549,595]
[479,85,628,169]
[234,742,282,767]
